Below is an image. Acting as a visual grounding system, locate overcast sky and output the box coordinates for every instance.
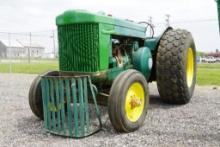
[0,0,219,52]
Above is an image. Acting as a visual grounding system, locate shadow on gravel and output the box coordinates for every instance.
[15,96,187,139]
[16,114,115,139]
[149,95,183,110]
[149,129,220,143]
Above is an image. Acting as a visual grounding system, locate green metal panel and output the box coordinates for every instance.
[83,77,90,131]
[59,79,66,133]
[99,23,112,71]
[49,79,56,130]
[40,75,102,138]
[71,79,79,137]
[144,37,159,53]
[41,79,48,129]
[65,79,73,136]
[54,80,61,131]
[217,0,220,32]
[107,67,125,81]
[77,78,85,136]
[145,27,173,55]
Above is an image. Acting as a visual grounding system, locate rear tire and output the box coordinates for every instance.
[156,29,196,104]
[108,69,149,132]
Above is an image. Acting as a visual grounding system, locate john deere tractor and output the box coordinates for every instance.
[29,10,196,137]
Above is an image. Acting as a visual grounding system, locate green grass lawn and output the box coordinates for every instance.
[197,63,220,86]
[0,60,58,74]
[0,61,219,86]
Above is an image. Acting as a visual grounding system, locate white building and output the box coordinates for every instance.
[0,40,45,58]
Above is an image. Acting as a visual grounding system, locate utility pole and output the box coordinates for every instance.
[148,16,153,36]
[165,14,171,27]
[8,33,12,73]
[52,30,56,58]
[28,32,31,63]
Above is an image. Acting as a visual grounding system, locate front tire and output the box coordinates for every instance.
[29,71,57,120]
[156,29,197,104]
[108,69,149,132]
[29,75,43,119]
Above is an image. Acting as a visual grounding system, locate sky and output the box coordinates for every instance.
[0,0,219,53]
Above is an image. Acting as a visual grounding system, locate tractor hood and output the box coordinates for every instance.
[56,10,146,33]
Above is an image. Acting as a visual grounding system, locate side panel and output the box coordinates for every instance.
[98,23,113,71]
[98,22,146,71]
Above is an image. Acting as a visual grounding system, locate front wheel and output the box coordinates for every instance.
[108,69,149,132]
[29,71,57,120]
[29,75,43,119]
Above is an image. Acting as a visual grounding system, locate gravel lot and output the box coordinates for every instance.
[0,73,220,147]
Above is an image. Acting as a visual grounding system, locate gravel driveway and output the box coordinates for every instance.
[0,73,220,147]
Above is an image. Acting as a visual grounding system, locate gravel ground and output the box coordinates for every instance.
[0,73,220,147]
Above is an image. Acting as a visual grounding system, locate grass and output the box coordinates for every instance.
[197,63,220,86]
[0,60,58,74]
[0,60,219,86]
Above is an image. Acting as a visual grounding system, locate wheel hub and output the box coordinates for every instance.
[129,95,142,109]
[125,82,145,122]
[186,47,194,87]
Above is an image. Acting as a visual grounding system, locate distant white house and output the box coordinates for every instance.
[0,41,7,58]
[0,40,45,58]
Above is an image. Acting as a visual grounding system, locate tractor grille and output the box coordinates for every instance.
[58,23,99,72]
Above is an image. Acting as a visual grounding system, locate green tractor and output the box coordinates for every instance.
[29,10,196,137]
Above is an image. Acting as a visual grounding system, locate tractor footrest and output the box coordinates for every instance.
[40,73,102,138]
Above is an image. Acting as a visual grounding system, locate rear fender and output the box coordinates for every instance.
[144,27,173,55]
[144,27,173,82]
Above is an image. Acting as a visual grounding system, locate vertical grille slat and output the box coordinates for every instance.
[58,23,99,72]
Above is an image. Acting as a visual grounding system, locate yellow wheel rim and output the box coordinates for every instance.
[186,48,194,87]
[125,82,145,122]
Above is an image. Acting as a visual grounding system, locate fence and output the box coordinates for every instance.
[0,18,218,73]
[0,30,58,60]
[0,30,59,73]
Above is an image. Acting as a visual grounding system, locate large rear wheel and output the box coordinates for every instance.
[156,29,197,104]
